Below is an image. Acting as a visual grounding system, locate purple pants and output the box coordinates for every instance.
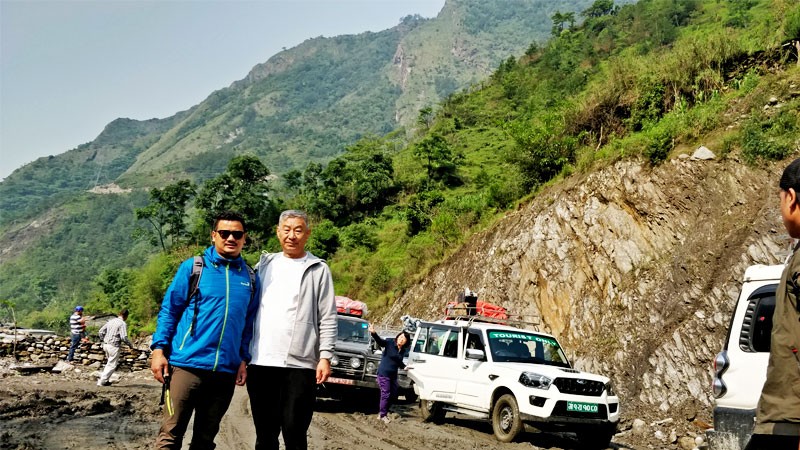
[377,375,398,418]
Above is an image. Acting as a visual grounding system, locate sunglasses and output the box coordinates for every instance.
[215,230,245,240]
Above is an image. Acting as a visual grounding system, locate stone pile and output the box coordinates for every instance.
[0,335,150,371]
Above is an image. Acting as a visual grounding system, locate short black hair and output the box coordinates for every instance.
[780,158,800,193]
[120,309,129,319]
[213,210,246,232]
[396,330,412,350]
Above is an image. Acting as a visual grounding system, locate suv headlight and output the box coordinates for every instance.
[330,355,339,367]
[366,361,377,374]
[519,372,552,389]
[350,357,362,369]
[605,380,616,396]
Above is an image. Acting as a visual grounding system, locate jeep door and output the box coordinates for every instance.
[455,328,493,410]
[408,323,460,402]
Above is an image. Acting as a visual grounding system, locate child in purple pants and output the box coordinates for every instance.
[369,324,411,423]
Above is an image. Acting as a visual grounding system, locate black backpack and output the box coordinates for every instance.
[187,256,256,336]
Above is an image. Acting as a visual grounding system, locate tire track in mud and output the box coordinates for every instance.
[0,371,597,450]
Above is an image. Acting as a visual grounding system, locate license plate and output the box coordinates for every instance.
[566,401,598,413]
[326,376,355,385]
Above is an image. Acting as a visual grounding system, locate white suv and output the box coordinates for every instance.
[708,264,781,449]
[407,319,620,447]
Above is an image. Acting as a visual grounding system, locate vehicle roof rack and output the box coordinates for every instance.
[442,305,541,331]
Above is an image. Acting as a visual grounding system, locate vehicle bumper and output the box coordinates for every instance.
[707,406,755,450]
[325,375,378,389]
[518,391,621,425]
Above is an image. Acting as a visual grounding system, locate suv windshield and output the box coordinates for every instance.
[487,330,570,368]
[337,318,370,344]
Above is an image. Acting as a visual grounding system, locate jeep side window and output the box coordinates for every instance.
[423,327,448,356]
[465,330,485,354]
[442,330,459,358]
[740,285,777,353]
[413,327,427,353]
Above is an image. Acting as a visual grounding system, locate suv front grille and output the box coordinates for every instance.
[553,378,605,396]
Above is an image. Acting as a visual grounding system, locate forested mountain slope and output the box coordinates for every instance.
[0,0,598,325]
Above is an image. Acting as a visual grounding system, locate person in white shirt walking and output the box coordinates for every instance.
[97,309,132,386]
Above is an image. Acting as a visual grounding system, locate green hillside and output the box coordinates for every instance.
[1,0,799,333]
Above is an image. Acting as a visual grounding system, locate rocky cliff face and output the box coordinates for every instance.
[384,155,788,428]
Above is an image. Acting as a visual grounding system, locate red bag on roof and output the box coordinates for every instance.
[476,301,508,320]
[444,300,508,321]
[335,296,368,317]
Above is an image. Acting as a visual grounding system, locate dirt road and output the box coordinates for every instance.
[0,363,640,450]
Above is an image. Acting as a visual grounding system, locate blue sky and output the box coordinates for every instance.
[0,0,445,180]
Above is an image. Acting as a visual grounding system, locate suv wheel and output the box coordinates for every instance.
[403,389,418,403]
[420,399,444,423]
[492,394,523,442]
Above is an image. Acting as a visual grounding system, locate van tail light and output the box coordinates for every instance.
[712,351,729,398]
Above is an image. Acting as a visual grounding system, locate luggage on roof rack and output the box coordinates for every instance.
[335,296,368,317]
[443,288,540,330]
[444,300,509,321]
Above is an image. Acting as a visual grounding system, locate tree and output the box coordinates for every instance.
[412,134,462,188]
[551,11,575,36]
[303,137,397,226]
[417,106,435,132]
[725,0,756,28]
[506,115,576,189]
[582,0,616,18]
[93,268,132,311]
[194,155,278,247]
[135,180,196,251]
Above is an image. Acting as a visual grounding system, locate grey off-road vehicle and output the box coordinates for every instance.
[320,313,414,401]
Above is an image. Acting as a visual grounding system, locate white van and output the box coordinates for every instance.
[708,264,782,449]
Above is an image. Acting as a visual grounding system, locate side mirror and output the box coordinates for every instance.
[465,348,486,361]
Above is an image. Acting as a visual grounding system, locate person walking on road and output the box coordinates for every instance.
[67,305,85,362]
[247,209,338,450]
[97,308,131,386]
[745,158,800,450]
[368,323,411,424]
[150,210,260,450]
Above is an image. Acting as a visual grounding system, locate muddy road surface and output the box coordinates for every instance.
[0,364,638,450]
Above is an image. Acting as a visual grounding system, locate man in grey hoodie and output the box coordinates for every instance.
[247,210,337,450]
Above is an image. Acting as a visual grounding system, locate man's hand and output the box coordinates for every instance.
[150,349,169,384]
[368,323,375,334]
[316,358,331,384]
[236,361,248,386]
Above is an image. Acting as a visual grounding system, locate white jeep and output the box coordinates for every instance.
[407,318,620,447]
[708,264,781,449]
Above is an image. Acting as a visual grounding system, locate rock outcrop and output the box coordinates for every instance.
[384,156,786,432]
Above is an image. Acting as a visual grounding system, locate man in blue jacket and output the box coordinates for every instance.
[150,210,260,450]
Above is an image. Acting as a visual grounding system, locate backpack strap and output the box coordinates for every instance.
[188,256,204,337]
[246,264,256,303]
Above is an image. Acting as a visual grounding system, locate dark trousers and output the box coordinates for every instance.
[377,375,398,418]
[247,365,316,450]
[155,366,236,450]
[67,333,81,361]
[744,434,800,450]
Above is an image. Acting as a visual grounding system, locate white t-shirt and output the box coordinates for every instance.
[250,253,308,367]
